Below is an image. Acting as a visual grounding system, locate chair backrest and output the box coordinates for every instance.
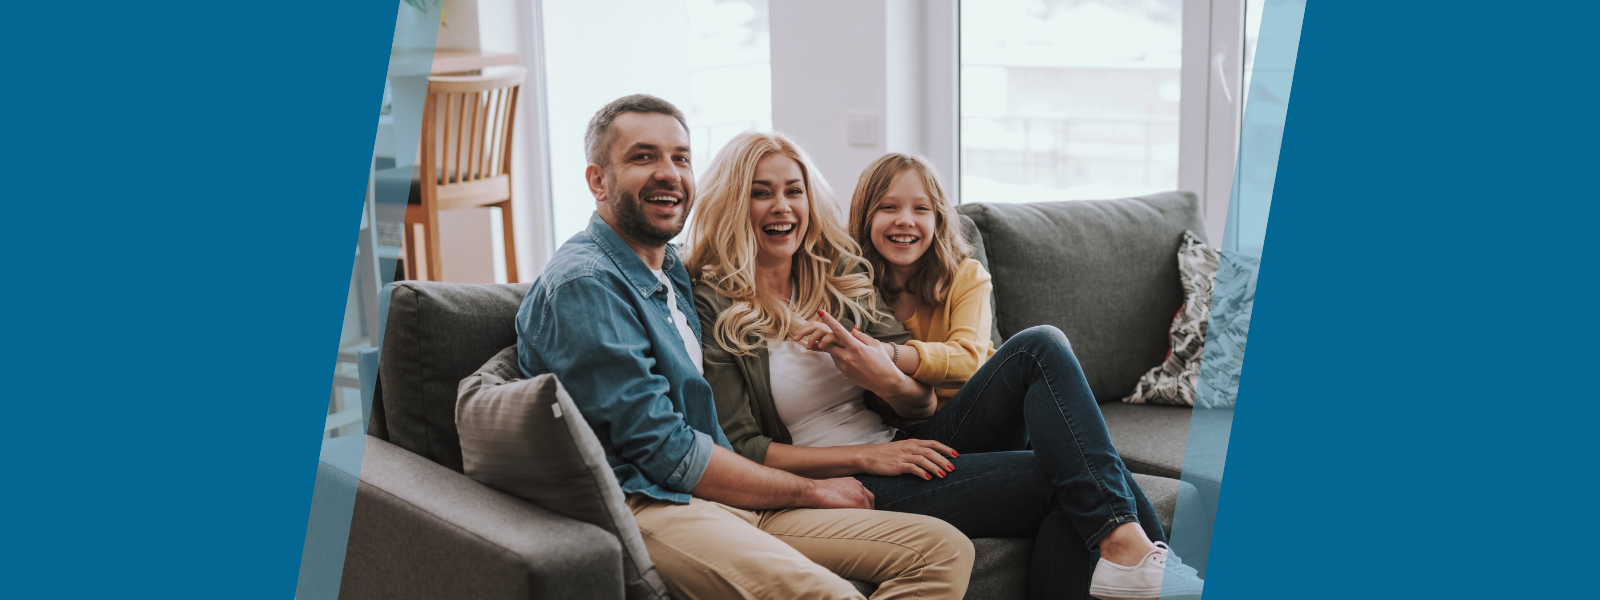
[420,66,525,212]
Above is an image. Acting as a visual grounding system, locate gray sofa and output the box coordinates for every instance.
[317,190,1219,599]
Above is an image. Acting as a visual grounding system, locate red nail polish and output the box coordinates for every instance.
[947,464,955,471]
[922,473,930,480]
[953,451,960,457]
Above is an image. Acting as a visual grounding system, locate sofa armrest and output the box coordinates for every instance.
[325,435,624,600]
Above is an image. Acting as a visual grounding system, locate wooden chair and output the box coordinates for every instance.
[403,66,525,282]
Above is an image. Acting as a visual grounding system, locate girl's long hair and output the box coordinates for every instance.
[686,131,879,356]
[847,153,972,307]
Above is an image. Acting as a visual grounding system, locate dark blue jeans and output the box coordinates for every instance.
[855,326,1165,600]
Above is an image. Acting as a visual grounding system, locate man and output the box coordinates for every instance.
[515,94,973,600]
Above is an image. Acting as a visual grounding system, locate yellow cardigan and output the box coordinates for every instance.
[903,258,996,410]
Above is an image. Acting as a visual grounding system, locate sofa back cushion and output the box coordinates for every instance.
[958,192,1207,402]
[378,281,531,472]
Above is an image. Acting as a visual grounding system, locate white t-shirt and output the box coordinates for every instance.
[769,339,896,448]
[652,269,703,375]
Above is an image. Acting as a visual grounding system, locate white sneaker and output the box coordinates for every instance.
[1089,542,1205,600]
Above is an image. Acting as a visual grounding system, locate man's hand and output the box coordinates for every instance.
[694,445,879,510]
[803,477,876,509]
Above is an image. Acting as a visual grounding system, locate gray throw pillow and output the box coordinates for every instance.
[456,346,668,600]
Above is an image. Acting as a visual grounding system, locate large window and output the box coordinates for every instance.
[543,0,772,244]
[961,0,1185,204]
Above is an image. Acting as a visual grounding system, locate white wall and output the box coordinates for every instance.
[769,0,886,210]
[920,0,960,203]
[769,0,958,209]
[541,0,693,247]
[437,0,481,51]
[421,0,548,284]
[885,0,925,159]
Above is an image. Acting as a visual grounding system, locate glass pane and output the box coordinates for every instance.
[1243,0,1264,111]
[1232,0,1300,256]
[960,0,1183,203]
[543,0,771,244]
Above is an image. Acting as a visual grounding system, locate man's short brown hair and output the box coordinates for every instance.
[584,94,690,168]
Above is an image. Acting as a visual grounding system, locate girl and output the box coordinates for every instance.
[688,135,1201,600]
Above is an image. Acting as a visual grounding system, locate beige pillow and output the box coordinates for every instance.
[456,346,667,600]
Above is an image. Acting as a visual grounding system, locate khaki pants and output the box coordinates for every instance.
[628,495,973,600]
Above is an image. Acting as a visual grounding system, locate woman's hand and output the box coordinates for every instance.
[854,439,959,480]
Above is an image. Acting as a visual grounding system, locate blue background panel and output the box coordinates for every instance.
[2,1,1597,599]
[2,1,395,598]
[1207,2,1598,599]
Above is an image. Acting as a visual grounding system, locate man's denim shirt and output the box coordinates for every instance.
[516,212,732,504]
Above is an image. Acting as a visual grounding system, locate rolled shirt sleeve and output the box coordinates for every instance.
[520,275,710,494]
[667,429,714,492]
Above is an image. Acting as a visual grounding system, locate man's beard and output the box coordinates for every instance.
[609,174,689,248]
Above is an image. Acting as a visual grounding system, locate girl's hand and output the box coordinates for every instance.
[812,310,902,393]
[854,439,959,480]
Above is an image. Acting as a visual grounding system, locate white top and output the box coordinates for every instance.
[769,339,896,448]
[652,269,703,375]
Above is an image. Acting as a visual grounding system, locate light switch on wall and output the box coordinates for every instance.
[848,111,878,146]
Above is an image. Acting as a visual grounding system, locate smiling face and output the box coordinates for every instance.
[590,112,694,247]
[868,168,938,273]
[747,154,810,266]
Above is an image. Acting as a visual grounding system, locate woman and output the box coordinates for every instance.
[687,133,1202,600]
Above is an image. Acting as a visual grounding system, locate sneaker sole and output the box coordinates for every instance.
[1089,586,1202,600]
[1088,585,1161,600]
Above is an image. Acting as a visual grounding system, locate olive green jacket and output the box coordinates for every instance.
[692,281,916,465]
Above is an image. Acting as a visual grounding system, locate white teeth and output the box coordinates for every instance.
[888,235,918,244]
[764,224,794,233]
[646,195,679,204]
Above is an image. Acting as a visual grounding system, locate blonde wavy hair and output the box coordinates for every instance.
[847,153,972,307]
[686,131,880,355]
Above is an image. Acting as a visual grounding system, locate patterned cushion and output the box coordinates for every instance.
[456,346,669,600]
[1122,231,1215,406]
[1196,251,1260,409]
[1122,232,1260,408]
